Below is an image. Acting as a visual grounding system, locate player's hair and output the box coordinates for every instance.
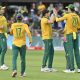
[16,15,23,21]
[42,9,49,16]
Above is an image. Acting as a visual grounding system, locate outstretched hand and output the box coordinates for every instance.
[53,8,58,16]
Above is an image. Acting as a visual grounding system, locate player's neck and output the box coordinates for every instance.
[44,16,48,19]
[17,20,21,23]
[69,10,75,13]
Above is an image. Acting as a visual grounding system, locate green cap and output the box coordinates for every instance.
[66,4,74,9]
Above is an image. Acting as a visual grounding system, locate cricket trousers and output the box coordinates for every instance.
[0,33,7,65]
[66,33,80,70]
[12,45,26,74]
[42,39,54,68]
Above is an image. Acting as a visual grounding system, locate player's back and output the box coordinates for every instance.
[12,22,27,39]
[11,22,29,47]
[65,13,80,34]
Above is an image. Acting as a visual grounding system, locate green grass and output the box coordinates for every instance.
[0,49,80,80]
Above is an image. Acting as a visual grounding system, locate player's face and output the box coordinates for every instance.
[47,12,50,18]
[0,9,5,14]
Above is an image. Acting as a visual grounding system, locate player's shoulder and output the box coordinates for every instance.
[0,15,6,19]
[1,15,5,18]
[74,13,79,17]
[41,17,48,21]
[63,13,69,17]
[12,22,28,28]
[22,23,28,26]
[69,13,78,16]
[11,23,17,25]
[11,23,19,27]
[72,13,80,19]
[21,23,29,28]
[42,17,48,19]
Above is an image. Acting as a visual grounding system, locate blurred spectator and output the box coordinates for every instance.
[37,1,46,12]
[31,10,40,30]
[74,2,80,12]
[22,13,29,24]
[58,3,63,10]
[48,4,54,12]
[30,3,37,14]
[30,3,37,18]
[5,6,15,20]
[20,6,28,15]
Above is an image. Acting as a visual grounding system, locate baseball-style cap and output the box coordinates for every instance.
[66,4,74,9]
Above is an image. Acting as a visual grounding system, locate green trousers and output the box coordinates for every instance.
[0,33,7,65]
[12,45,26,75]
[63,42,70,69]
[66,33,80,70]
[42,39,54,68]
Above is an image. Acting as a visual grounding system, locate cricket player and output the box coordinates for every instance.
[59,11,71,72]
[10,14,32,77]
[41,9,57,72]
[60,27,70,72]
[0,6,8,70]
[54,4,80,73]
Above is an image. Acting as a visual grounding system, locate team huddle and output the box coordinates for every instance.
[41,4,80,73]
[0,4,80,78]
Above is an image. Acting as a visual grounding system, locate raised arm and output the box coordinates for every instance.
[53,8,67,22]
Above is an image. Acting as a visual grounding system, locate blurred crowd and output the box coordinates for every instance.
[3,1,80,36]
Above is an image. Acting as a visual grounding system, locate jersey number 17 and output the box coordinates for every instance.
[16,28,22,38]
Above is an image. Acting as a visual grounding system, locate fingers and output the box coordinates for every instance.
[53,8,58,16]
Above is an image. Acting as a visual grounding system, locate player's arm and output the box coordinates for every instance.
[53,8,67,22]
[10,24,13,35]
[77,17,80,33]
[48,16,56,23]
[77,17,80,29]
[3,17,8,32]
[0,17,7,29]
[25,24,32,43]
[56,16,67,22]
[44,18,55,24]
[3,17,8,38]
